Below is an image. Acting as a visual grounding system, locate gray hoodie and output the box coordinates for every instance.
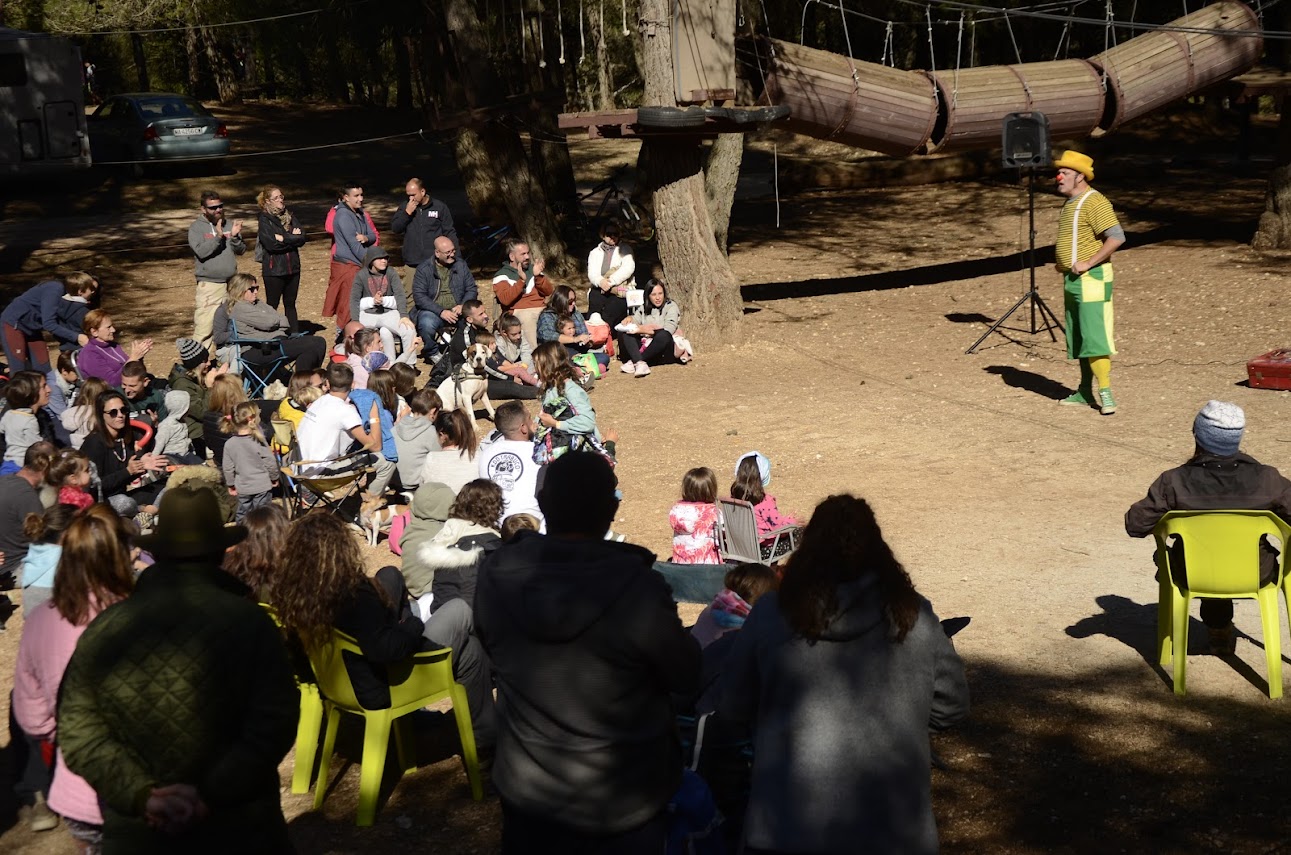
[716,579,970,854]
[398,482,455,588]
[188,216,246,282]
[350,245,409,322]
[393,413,441,488]
[154,390,193,457]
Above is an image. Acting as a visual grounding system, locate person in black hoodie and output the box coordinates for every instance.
[475,452,700,855]
[391,177,459,269]
[267,512,496,746]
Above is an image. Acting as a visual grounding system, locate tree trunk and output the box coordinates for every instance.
[184,28,202,95]
[639,0,743,346]
[132,32,151,92]
[591,1,614,110]
[394,36,413,110]
[192,11,241,105]
[704,133,743,253]
[1252,104,1291,249]
[444,0,575,277]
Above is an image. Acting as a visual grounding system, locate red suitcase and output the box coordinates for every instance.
[1247,349,1291,390]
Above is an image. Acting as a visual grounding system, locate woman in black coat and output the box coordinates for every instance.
[256,185,307,333]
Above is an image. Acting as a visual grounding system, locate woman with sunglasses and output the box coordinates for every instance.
[80,391,167,517]
[76,309,153,387]
[216,273,327,374]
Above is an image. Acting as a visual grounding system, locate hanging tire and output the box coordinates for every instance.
[635,106,707,129]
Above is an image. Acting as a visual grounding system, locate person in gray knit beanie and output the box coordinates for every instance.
[1192,400,1245,456]
[1126,400,1291,656]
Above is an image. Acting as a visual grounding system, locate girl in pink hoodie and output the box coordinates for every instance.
[13,505,136,849]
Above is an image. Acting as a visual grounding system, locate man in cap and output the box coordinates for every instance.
[57,486,298,852]
[475,452,700,853]
[1125,401,1291,653]
[1053,149,1126,415]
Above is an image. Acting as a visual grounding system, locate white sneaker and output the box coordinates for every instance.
[635,362,651,377]
[620,361,636,374]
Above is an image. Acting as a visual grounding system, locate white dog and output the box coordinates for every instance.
[435,342,495,423]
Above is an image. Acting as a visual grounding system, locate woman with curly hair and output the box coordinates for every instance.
[13,504,135,850]
[267,513,495,744]
[402,479,503,619]
[716,494,970,855]
[222,504,288,600]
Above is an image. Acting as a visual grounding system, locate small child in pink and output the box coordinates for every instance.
[731,451,800,549]
[47,448,95,511]
[669,467,720,564]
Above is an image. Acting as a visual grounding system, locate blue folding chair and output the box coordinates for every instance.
[228,318,292,398]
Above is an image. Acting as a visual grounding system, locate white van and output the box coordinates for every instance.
[0,28,91,175]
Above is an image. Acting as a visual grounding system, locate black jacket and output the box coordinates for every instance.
[391,197,458,266]
[474,531,701,834]
[333,570,430,710]
[256,210,306,278]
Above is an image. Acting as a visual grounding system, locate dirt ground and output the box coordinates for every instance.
[2,101,1291,853]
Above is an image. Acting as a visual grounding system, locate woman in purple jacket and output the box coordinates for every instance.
[76,310,153,387]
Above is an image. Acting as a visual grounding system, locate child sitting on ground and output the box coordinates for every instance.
[558,314,609,371]
[670,466,721,564]
[501,512,541,541]
[731,451,801,559]
[690,562,780,652]
[19,503,78,615]
[153,389,195,459]
[389,362,419,414]
[486,324,540,387]
[45,447,94,511]
[1,371,50,475]
[221,401,280,521]
[393,388,442,492]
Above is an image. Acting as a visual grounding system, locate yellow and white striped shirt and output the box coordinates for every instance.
[1056,189,1120,274]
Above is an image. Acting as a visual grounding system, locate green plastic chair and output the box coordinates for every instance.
[308,629,483,826]
[259,603,326,794]
[1152,510,1291,699]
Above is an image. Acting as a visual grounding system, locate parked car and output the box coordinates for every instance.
[88,92,228,173]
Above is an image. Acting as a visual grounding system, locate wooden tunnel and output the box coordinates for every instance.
[756,1,1262,156]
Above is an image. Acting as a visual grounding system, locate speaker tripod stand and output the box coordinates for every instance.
[965,167,1064,354]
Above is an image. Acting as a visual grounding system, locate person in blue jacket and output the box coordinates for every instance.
[1,273,98,373]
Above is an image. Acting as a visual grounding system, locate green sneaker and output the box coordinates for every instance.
[1060,388,1094,406]
[1098,387,1117,415]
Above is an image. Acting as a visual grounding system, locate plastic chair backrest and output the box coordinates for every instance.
[1155,510,1290,596]
[308,628,456,713]
[271,417,296,450]
[716,497,761,564]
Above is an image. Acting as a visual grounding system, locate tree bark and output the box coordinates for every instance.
[704,133,743,253]
[639,0,743,346]
[443,0,575,277]
[591,1,614,110]
[132,32,151,92]
[394,36,413,110]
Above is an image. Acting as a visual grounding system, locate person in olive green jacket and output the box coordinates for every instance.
[167,337,230,449]
[57,486,298,854]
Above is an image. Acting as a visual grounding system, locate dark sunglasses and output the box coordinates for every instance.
[247,286,260,292]
[205,204,224,210]
[103,407,126,417]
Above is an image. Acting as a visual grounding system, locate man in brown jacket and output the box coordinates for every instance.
[491,239,553,349]
[1125,400,1291,653]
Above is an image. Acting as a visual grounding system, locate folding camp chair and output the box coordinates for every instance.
[270,417,300,517]
[283,449,373,527]
[228,318,293,398]
[716,497,799,565]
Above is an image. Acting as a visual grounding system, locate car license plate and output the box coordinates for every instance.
[172,126,206,136]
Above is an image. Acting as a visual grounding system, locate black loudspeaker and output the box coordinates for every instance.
[1002,112,1051,168]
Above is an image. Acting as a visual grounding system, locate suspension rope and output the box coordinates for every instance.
[881,20,895,66]
[622,0,630,35]
[952,11,964,105]
[579,0,586,62]
[538,3,548,67]
[926,5,939,106]
[558,0,567,63]
[1004,11,1024,64]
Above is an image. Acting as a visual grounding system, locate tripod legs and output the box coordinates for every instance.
[964,286,1064,354]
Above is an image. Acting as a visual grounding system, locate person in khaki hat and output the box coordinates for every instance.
[1053,149,1125,415]
[56,486,299,853]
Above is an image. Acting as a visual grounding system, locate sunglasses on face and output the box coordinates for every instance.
[247,286,260,292]
[206,204,224,210]
[103,408,126,417]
